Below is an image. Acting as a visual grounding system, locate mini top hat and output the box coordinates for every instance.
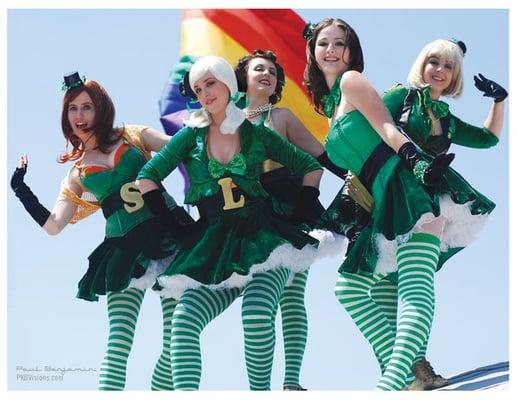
[449,38,467,56]
[62,71,85,91]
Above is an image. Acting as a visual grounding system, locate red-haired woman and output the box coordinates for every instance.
[10,72,191,390]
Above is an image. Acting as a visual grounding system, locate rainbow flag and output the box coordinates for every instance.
[159,9,327,142]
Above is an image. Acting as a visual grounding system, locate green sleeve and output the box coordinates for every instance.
[450,114,499,149]
[137,127,195,182]
[261,126,322,175]
[381,84,408,119]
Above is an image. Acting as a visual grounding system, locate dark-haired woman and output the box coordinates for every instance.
[10,73,193,390]
[234,49,348,390]
[303,18,466,390]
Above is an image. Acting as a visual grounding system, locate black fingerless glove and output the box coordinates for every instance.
[474,73,508,103]
[11,166,51,227]
[317,151,348,179]
[398,142,454,185]
[291,186,325,226]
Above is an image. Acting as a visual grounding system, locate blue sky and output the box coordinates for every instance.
[4,5,510,393]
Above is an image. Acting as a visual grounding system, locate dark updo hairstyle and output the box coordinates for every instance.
[235,49,286,105]
[303,18,364,116]
[59,80,119,162]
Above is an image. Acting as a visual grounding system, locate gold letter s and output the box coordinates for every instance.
[120,182,144,213]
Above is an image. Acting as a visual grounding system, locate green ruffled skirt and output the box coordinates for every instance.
[156,198,320,299]
[339,158,494,279]
[77,208,192,302]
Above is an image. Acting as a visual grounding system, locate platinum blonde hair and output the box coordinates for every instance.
[407,39,464,98]
[183,56,245,134]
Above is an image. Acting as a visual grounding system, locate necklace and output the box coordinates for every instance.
[245,103,273,119]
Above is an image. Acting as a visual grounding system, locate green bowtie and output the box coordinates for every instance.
[208,153,247,179]
[322,75,343,118]
[421,87,450,119]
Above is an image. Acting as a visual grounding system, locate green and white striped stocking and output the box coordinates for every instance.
[242,267,291,390]
[98,288,144,390]
[170,286,241,390]
[376,232,440,390]
[151,296,178,390]
[278,269,309,387]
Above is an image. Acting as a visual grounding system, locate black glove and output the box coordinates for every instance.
[11,164,51,227]
[474,73,508,103]
[142,189,197,234]
[290,186,325,226]
[398,142,455,185]
[317,151,348,179]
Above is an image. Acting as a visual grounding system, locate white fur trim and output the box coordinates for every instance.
[309,229,347,259]
[156,242,318,299]
[372,195,489,274]
[127,253,177,291]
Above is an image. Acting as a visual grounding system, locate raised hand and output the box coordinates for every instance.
[10,155,28,190]
[474,73,508,103]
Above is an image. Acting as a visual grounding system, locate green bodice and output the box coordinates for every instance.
[79,143,176,237]
[383,84,499,151]
[137,119,321,204]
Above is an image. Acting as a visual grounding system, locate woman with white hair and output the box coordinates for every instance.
[136,55,324,390]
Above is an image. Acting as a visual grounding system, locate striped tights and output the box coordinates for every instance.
[151,296,178,390]
[242,267,292,390]
[274,270,309,387]
[170,286,241,390]
[98,288,177,390]
[335,232,440,390]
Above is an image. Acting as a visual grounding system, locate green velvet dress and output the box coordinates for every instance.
[76,137,190,301]
[137,119,322,299]
[382,84,497,269]
[255,111,348,258]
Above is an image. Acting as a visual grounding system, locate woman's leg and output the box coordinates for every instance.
[170,287,241,390]
[242,267,291,390]
[376,231,441,390]
[278,270,309,389]
[151,296,178,390]
[335,273,395,372]
[98,288,145,390]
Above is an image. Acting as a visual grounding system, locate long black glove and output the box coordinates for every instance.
[317,151,348,179]
[11,163,51,227]
[290,186,325,226]
[398,142,455,185]
[474,73,508,103]
[142,189,197,233]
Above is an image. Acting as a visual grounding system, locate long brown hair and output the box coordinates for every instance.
[59,80,119,162]
[303,18,364,115]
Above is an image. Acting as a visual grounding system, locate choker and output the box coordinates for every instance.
[245,103,273,119]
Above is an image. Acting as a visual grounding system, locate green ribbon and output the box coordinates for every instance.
[322,75,342,118]
[421,87,450,119]
[208,153,247,179]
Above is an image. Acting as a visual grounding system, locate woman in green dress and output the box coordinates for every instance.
[10,73,193,390]
[379,38,506,390]
[136,55,325,390]
[234,49,349,391]
[303,18,462,390]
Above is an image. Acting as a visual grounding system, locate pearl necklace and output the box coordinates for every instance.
[245,103,273,119]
